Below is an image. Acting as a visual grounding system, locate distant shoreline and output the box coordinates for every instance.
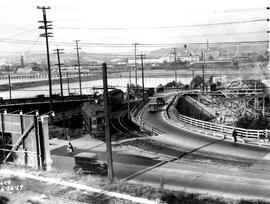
[0,67,264,92]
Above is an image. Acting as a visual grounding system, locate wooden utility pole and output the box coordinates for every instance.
[54,47,66,139]
[172,48,177,87]
[127,83,130,120]
[102,63,114,182]
[37,6,53,111]
[74,40,82,95]
[133,43,139,89]
[8,74,11,99]
[138,54,146,100]
[202,51,205,92]
[66,72,70,96]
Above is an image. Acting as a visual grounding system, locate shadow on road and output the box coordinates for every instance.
[120,137,225,182]
[51,146,162,178]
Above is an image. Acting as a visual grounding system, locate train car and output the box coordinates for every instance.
[108,89,124,105]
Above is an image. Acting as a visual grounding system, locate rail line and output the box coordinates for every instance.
[110,103,148,139]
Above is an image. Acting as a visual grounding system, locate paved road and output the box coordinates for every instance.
[142,93,270,161]
[50,93,270,201]
[135,92,270,200]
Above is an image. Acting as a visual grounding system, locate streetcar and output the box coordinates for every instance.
[148,99,158,113]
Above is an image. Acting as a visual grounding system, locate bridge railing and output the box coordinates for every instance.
[170,94,267,140]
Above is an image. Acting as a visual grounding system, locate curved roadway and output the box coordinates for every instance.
[142,92,270,161]
[135,92,270,200]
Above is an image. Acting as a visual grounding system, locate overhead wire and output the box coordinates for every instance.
[24,36,41,56]
[0,39,268,48]
[55,18,267,30]
[0,27,37,39]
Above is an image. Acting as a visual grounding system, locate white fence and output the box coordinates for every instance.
[130,99,163,135]
[171,94,268,140]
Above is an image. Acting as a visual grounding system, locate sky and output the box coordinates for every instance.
[0,0,269,56]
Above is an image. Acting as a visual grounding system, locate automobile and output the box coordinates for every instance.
[73,152,107,175]
[148,99,158,113]
[156,97,165,106]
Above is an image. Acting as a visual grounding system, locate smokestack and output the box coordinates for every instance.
[20,55,24,68]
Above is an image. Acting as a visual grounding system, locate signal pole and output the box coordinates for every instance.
[74,40,82,95]
[138,53,146,100]
[102,63,114,182]
[37,6,53,111]
[54,47,66,139]
[172,48,177,87]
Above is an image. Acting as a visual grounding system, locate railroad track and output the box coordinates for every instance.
[110,103,147,139]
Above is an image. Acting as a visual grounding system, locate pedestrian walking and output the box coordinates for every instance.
[262,129,267,142]
[67,142,75,155]
[232,129,237,142]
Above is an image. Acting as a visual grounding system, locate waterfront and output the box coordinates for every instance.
[0,76,192,99]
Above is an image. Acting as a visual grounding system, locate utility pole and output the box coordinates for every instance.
[138,54,146,100]
[202,51,205,92]
[37,6,53,111]
[66,72,70,96]
[267,7,269,72]
[127,83,130,120]
[74,40,82,95]
[54,47,66,139]
[102,63,114,182]
[172,48,177,87]
[8,74,11,99]
[133,43,139,92]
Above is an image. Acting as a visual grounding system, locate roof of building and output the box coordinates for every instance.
[82,102,104,118]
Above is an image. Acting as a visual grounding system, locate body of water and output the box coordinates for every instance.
[0,76,192,99]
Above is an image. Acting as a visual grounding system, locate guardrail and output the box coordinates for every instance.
[169,94,269,141]
[130,99,163,135]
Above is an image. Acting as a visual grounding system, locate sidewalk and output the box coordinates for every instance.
[49,134,106,152]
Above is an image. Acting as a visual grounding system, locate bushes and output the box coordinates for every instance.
[235,116,270,130]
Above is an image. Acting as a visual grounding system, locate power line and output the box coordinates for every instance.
[55,18,267,30]
[25,36,41,56]
[0,39,268,48]
[0,28,37,40]
[52,30,268,40]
